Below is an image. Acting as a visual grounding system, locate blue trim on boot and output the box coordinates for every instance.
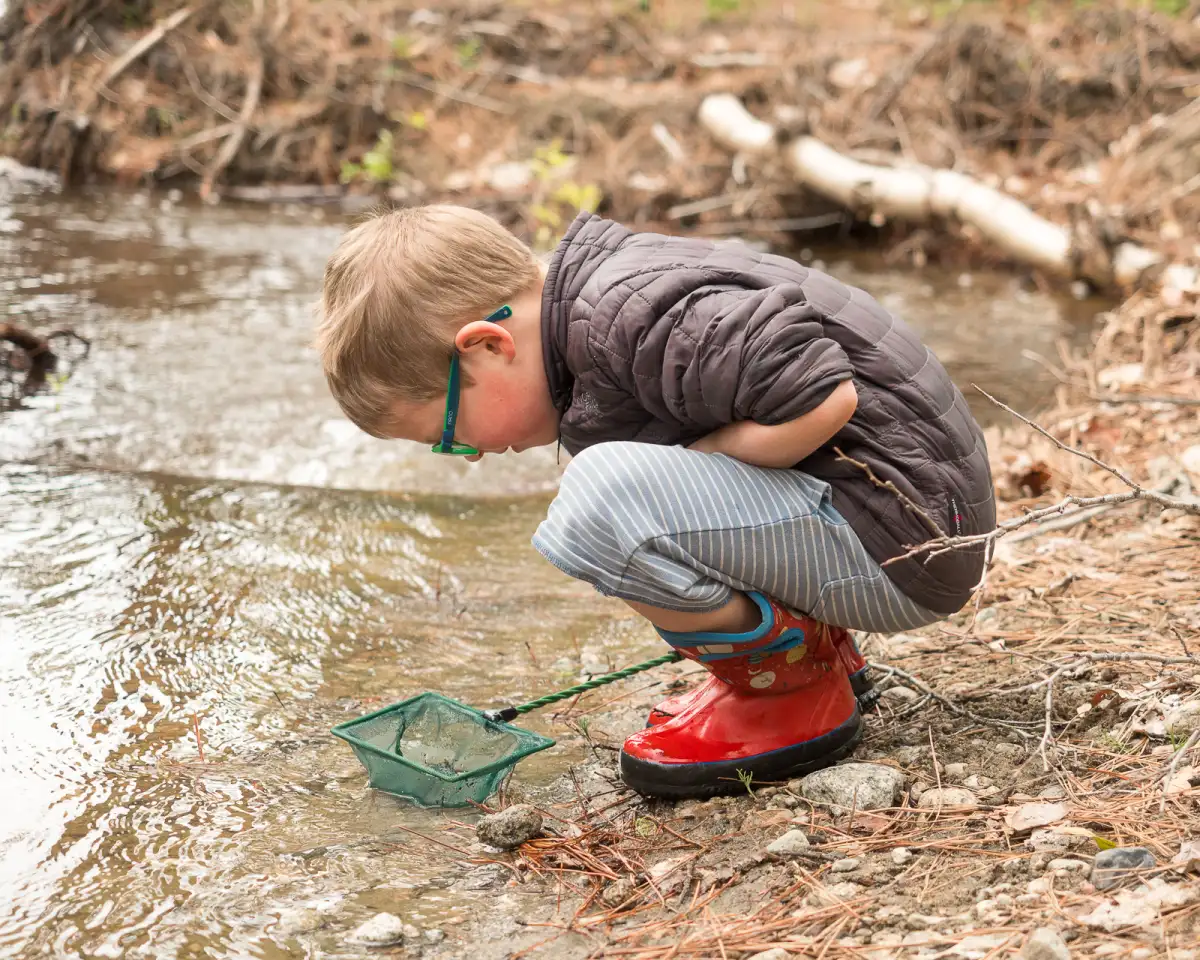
[654,592,775,648]
[699,626,807,662]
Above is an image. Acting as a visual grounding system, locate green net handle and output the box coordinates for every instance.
[482,651,682,723]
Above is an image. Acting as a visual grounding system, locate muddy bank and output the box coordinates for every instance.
[3,1,1200,279]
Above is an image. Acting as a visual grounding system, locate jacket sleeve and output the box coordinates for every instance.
[588,281,854,433]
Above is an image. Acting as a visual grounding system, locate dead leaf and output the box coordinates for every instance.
[1003,801,1068,833]
[1164,765,1198,797]
[1171,839,1200,870]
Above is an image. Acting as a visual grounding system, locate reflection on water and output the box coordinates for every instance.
[0,464,625,957]
[0,189,1107,957]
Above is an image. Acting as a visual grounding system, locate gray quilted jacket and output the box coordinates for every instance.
[540,213,996,614]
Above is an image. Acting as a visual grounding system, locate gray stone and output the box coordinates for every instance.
[748,950,793,960]
[424,928,446,943]
[916,787,979,810]
[1021,927,1070,960]
[1166,701,1200,736]
[476,804,543,850]
[1090,847,1157,890]
[944,763,968,780]
[800,763,905,813]
[892,847,914,865]
[832,857,861,873]
[767,829,811,857]
[347,913,407,947]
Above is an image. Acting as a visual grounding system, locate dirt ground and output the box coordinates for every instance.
[404,326,1200,958]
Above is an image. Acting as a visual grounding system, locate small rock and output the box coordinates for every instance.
[881,685,919,702]
[905,913,948,930]
[1130,950,1152,960]
[347,913,407,947]
[891,847,914,866]
[944,762,967,780]
[401,924,421,942]
[892,746,927,765]
[827,881,865,901]
[832,858,861,873]
[1166,696,1200,734]
[1047,859,1089,874]
[1076,878,1198,930]
[1090,846,1156,890]
[748,950,792,960]
[1027,877,1053,895]
[975,899,1004,920]
[476,805,543,850]
[1005,802,1068,833]
[916,787,979,811]
[1038,784,1067,800]
[1025,829,1072,854]
[801,763,905,813]
[767,829,811,857]
[601,877,638,907]
[424,928,445,943]
[1093,946,1123,956]
[1021,927,1070,960]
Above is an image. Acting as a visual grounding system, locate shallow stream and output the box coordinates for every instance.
[0,192,1105,958]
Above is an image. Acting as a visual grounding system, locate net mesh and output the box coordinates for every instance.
[332,692,555,807]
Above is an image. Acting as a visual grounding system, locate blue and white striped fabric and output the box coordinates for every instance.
[532,441,941,634]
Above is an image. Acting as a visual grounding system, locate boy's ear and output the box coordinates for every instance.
[455,320,516,360]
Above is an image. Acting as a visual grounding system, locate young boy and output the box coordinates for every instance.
[317,204,997,799]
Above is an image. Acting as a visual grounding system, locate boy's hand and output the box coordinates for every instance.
[688,379,857,468]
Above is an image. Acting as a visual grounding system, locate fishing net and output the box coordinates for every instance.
[332,692,556,808]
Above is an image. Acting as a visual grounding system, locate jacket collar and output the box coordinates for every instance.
[539,211,630,414]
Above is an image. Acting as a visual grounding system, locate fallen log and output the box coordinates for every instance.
[698,93,1198,292]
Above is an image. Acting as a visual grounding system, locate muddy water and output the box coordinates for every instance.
[0,191,1105,958]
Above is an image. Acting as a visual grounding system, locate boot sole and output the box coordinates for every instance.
[620,707,863,800]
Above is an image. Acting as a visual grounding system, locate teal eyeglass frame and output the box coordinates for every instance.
[431,304,512,456]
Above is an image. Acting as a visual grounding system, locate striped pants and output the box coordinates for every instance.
[532,442,941,634]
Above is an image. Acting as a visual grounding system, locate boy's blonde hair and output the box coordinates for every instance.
[317,204,540,438]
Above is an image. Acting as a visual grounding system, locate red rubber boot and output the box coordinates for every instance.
[620,593,862,799]
[646,625,877,725]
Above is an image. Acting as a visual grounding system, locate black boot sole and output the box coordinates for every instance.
[849,667,880,713]
[619,707,863,800]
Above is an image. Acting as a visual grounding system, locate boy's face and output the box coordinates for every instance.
[384,311,560,460]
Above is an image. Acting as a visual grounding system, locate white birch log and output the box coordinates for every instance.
[698,93,1199,291]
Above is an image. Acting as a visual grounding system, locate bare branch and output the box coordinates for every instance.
[833,447,946,538]
[971,385,1142,489]
[867,661,1040,738]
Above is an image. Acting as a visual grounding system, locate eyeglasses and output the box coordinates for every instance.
[431,304,512,456]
